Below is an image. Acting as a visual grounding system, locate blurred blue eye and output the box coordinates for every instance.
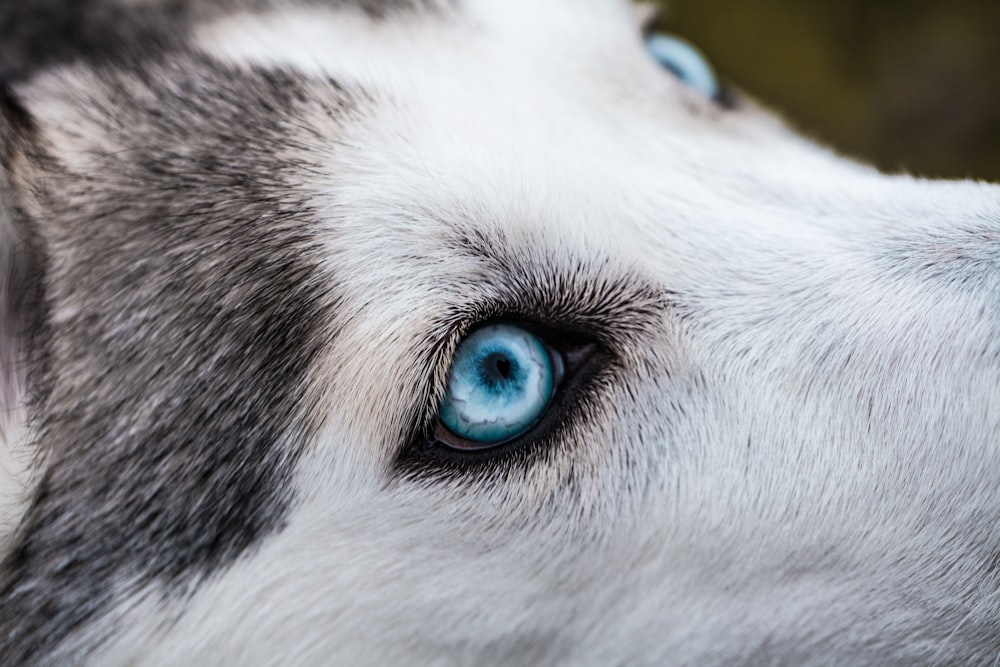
[645,33,721,101]
[438,324,560,447]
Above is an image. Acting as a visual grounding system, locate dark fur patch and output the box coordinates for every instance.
[0,0,451,84]
[0,86,47,437]
[0,59,352,664]
[0,0,186,84]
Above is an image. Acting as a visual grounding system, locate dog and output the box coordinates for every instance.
[1,0,999,664]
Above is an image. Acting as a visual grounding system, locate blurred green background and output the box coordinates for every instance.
[651,0,1000,182]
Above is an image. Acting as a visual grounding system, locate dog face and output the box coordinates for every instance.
[2,1,999,664]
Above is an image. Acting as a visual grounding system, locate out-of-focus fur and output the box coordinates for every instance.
[1,1,999,664]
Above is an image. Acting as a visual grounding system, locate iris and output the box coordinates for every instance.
[645,33,721,101]
[438,324,559,445]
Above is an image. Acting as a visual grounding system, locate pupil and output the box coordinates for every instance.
[483,352,516,384]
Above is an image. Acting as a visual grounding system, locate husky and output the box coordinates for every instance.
[1,0,999,664]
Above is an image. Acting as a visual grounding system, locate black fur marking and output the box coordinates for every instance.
[0,59,351,664]
[0,87,48,437]
[0,0,188,84]
[0,85,36,146]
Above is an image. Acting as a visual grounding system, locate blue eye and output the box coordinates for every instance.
[645,33,721,101]
[438,324,561,447]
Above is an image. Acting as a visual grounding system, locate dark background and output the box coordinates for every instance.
[652,0,1000,182]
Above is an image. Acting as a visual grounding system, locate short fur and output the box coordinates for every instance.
[1,1,999,665]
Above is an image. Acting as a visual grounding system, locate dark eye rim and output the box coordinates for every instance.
[394,319,607,473]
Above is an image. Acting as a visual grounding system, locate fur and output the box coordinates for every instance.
[1,0,999,664]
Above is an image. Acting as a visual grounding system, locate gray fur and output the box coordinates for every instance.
[0,58,354,664]
[0,86,42,447]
